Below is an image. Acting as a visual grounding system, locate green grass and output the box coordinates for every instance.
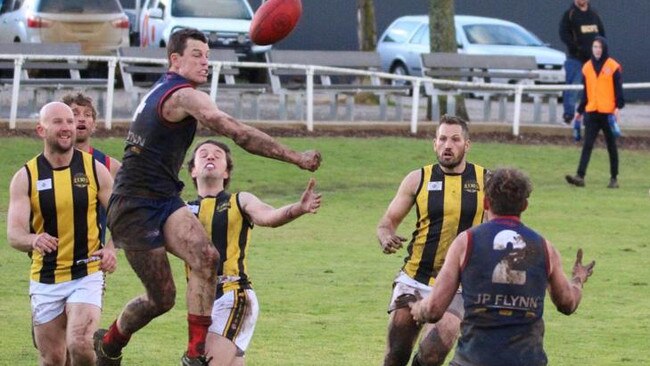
[1,136,649,365]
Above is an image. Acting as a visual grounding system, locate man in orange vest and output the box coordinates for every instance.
[566,36,624,189]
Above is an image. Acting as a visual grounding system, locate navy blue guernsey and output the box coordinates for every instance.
[452,217,550,366]
[113,72,197,198]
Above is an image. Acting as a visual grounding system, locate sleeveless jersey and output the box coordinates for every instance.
[583,57,621,114]
[453,217,550,366]
[187,191,253,298]
[25,150,102,284]
[403,163,486,285]
[113,72,197,198]
[88,146,111,244]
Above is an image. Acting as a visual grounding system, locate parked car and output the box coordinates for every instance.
[139,0,270,59]
[0,0,130,55]
[377,15,565,84]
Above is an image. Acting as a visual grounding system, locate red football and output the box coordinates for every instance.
[249,0,302,45]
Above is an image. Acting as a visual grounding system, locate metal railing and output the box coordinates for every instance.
[1,53,648,135]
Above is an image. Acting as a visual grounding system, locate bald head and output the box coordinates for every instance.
[39,101,74,125]
[37,102,76,154]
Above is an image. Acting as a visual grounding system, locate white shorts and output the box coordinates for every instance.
[209,288,259,353]
[388,271,464,318]
[29,271,104,326]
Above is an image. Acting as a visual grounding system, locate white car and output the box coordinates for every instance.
[0,0,129,55]
[378,15,566,84]
[139,0,270,59]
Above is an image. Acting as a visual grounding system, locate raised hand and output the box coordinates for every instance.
[299,150,321,172]
[300,178,322,214]
[572,248,595,286]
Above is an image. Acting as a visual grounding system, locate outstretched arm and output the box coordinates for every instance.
[169,88,321,171]
[240,178,321,228]
[376,170,419,254]
[547,245,595,315]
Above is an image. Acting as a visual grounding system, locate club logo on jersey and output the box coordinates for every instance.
[428,181,443,191]
[73,173,90,188]
[36,178,52,191]
[216,201,231,212]
[463,180,480,193]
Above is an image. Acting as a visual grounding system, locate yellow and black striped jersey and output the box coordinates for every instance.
[403,163,486,285]
[187,191,253,298]
[25,150,102,284]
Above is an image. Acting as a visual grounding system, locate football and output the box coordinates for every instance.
[249,0,302,45]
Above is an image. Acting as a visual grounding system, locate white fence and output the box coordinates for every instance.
[1,54,648,135]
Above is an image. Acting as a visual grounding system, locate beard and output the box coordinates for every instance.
[47,135,74,154]
[437,150,465,170]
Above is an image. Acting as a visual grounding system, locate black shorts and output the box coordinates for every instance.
[107,193,186,251]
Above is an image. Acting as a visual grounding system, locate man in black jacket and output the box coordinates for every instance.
[559,0,605,124]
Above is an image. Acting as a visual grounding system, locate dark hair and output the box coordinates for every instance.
[61,92,97,120]
[167,28,208,63]
[484,168,532,216]
[438,114,469,139]
[187,140,234,189]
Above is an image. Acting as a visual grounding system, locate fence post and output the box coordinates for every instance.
[306,66,314,132]
[410,79,421,134]
[512,85,524,136]
[9,57,24,129]
[105,58,117,130]
[210,62,222,101]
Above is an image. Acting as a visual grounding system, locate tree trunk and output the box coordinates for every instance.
[357,0,377,51]
[428,0,470,121]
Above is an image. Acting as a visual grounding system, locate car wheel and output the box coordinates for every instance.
[390,62,410,87]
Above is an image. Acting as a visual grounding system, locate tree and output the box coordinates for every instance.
[357,0,377,51]
[429,0,469,120]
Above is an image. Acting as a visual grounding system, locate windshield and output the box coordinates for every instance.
[38,0,123,13]
[171,0,251,19]
[463,24,544,47]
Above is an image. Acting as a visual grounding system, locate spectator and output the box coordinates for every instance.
[566,36,624,189]
[559,0,605,124]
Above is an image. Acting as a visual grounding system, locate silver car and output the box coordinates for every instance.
[378,15,565,84]
[0,0,130,55]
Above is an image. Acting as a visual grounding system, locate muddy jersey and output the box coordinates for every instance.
[113,72,197,198]
[453,217,550,366]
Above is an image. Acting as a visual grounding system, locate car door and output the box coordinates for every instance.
[140,0,165,47]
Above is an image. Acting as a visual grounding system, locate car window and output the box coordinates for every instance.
[463,24,543,47]
[382,20,422,44]
[171,0,251,19]
[411,24,429,46]
[38,0,123,13]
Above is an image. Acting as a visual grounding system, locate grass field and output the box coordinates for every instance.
[0,135,649,365]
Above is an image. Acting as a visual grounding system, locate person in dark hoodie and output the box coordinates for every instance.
[566,36,624,189]
[559,0,606,124]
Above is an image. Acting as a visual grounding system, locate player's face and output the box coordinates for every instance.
[38,106,76,154]
[434,123,469,171]
[192,144,230,182]
[71,103,96,144]
[174,39,210,85]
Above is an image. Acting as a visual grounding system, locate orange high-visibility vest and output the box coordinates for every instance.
[582,58,621,114]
